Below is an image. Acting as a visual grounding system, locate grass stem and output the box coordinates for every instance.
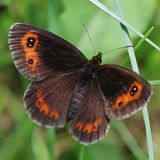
[78,145,85,160]
[89,0,160,51]
[112,0,154,159]
[112,121,147,160]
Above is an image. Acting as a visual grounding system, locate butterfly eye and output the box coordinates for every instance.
[130,86,138,96]
[27,37,36,47]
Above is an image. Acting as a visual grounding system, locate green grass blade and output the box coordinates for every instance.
[112,0,154,160]
[134,26,154,52]
[89,0,160,51]
[149,80,160,85]
[0,116,33,160]
[78,145,85,160]
[47,0,60,33]
[45,0,62,159]
[47,129,56,160]
[142,109,154,160]
[31,127,36,160]
[112,121,147,160]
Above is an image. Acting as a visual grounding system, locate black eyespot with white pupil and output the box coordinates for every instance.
[118,101,123,107]
[28,59,33,65]
[27,37,36,47]
[130,85,138,96]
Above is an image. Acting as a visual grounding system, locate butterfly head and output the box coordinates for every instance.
[89,52,102,67]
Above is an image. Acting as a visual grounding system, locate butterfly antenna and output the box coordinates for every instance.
[102,45,132,55]
[81,21,97,56]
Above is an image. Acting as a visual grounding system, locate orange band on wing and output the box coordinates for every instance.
[36,91,49,116]
[76,120,83,130]
[75,118,102,134]
[49,111,59,120]
[113,81,143,110]
[92,118,102,132]
[35,90,59,120]
[83,123,92,133]
[21,32,39,71]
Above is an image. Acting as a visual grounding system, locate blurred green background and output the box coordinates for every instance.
[0,0,160,160]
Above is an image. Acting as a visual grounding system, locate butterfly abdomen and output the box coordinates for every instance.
[67,79,90,120]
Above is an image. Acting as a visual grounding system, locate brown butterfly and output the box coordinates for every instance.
[8,23,152,145]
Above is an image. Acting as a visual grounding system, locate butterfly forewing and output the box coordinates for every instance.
[8,23,87,81]
[97,64,152,119]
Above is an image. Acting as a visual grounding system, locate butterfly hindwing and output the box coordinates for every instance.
[97,64,152,119]
[24,71,82,128]
[8,23,87,81]
[70,79,110,145]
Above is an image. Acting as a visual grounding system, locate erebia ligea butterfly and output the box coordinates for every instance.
[8,23,152,145]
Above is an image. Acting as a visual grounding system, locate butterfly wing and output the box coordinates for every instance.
[70,79,110,145]
[97,64,152,119]
[8,23,87,81]
[24,71,82,128]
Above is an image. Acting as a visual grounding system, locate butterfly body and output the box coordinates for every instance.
[8,23,152,145]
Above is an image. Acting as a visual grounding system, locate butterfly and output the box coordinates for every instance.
[8,23,152,145]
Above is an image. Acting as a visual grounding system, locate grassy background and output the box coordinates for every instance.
[0,0,160,159]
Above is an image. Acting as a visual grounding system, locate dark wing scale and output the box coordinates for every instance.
[97,64,152,119]
[70,79,110,145]
[24,71,82,128]
[8,23,87,81]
